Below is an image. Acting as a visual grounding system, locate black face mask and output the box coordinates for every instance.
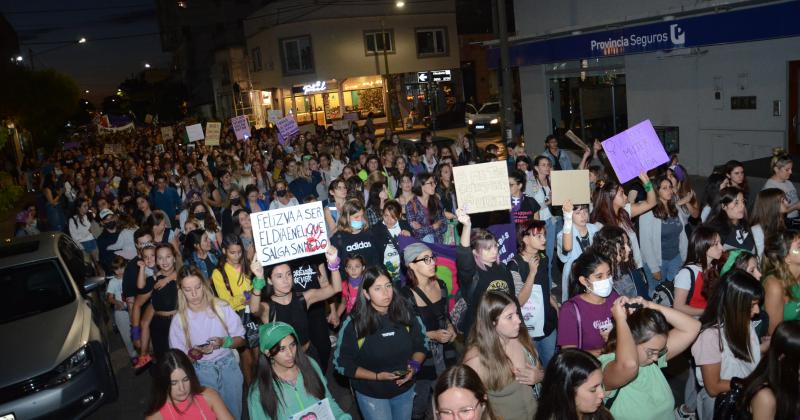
[276,190,287,198]
[194,212,207,221]
[104,221,117,231]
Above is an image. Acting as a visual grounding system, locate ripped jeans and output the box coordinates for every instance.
[355,387,415,420]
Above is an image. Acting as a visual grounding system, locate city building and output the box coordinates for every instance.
[243,0,461,129]
[505,0,800,175]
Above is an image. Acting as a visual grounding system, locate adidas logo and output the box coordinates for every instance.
[346,241,372,252]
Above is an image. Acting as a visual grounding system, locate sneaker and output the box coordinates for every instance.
[133,354,153,374]
[674,405,696,419]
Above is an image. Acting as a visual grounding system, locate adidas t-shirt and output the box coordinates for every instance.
[331,229,379,268]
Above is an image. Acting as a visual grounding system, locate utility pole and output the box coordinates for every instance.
[381,19,394,131]
[28,48,34,71]
[496,0,514,145]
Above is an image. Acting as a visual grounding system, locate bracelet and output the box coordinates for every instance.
[131,326,141,340]
[222,336,234,348]
[408,359,422,375]
[252,276,266,292]
[643,181,653,192]
[327,256,341,272]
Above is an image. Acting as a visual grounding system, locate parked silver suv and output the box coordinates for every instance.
[0,233,117,419]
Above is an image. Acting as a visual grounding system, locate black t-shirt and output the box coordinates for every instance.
[723,223,756,252]
[122,257,141,300]
[291,255,327,320]
[331,229,379,268]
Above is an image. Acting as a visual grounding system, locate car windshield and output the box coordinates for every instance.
[0,260,75,324]
[479,103,500,114]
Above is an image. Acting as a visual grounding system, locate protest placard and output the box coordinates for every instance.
[186,123,204,142]
[276,115,300,139]
[551,170,591,206]
[332,120,349,130]
[204,122,221,146]
[267,110,283,124]
[601,119,669,183]
[161,126,174,141]
[565,130,589,151]
[299,123,315,135]
[250,201,329,266]
[343,112,359,121]
[452,161,511,214]
[231,115,251,140]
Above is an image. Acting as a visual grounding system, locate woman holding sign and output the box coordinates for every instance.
[249,245,343,362]
[248,322,351,420]
[639,175,689,290]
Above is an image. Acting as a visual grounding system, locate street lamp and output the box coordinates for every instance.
[15,55,23,62]
[78,37,87,44]
[85,89,90,94]
[395,1,405,7]
[144,63,151,68]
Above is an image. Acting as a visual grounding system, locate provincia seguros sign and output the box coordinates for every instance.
[590,24,685,52]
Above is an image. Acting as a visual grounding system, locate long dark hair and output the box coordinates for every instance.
[145,349,205,416]
[590,180,633,231]
[535,349,614,420]
[434,365,498,420]
[652,175,678,219]
[749,188,786,240]
[252,333,325,420]
[686,225,722,299]
[412,172,442,224]
[699,269,763,362]
[592,226,636,279]
[739,321,800,418]
[724,160,748,194]
[213,233,251,297]
[569,249,611,298]
[352,266,413,338]
[707,187,749,235]
[603,308,671,352]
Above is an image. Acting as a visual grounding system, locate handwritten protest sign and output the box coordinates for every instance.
[161,126,174,141]
[276,115,300,140]
[332,120,349,130]
[565,130,589,151]
[343,112,359,121]
[267,110,283,124]
[299,123,315,135]
[551,170,591,206]
[452,161,510,214]
[601,119,669,183]
[231,115,251,140]
[250,201,329,266]
[186,123,204,142]
[205,122,221,146]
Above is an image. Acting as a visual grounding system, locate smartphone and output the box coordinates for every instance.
[392,369,409,377]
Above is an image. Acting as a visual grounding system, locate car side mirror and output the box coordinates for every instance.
[82,276,106,294]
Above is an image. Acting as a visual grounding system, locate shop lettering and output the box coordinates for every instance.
[589,32,674,52]
[302,81,327,94]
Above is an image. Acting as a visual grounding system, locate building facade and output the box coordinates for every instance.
[508,0,800,175]
[244,0,461,128]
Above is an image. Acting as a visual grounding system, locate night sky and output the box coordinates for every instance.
[2,1,172,104]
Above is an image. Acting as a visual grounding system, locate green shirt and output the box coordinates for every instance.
[598,352,674,420]
[783,284,800,321]
[247,358,351,420]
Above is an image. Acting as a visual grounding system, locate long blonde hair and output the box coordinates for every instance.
[176,266,231,351]
[465,291,539,391]
[335,198,369,233]
[763,230,800,296]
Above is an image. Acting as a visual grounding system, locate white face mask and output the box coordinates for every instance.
[590,277,614,298]
[387,223,401,236]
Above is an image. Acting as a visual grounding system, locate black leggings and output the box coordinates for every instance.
[151,314,173,359]
[307,304,331,372]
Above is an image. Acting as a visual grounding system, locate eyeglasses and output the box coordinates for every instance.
[436,401,482,419]
[412,255,437,265]
[644,347,668,359]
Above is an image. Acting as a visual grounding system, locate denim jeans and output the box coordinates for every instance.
[544,217,560,288]
[194,352,243,419]
[356,386,415,420]
[660,253,684,283]
[534,329,558,368]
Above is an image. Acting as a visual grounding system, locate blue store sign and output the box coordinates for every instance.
[490,0,800,68]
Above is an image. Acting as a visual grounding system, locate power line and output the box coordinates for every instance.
[23,32,160,46]
[4,3,153,14]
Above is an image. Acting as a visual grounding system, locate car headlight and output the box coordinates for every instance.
[467,119,473,125]
[490,118,499,124]
[45,346,93,388]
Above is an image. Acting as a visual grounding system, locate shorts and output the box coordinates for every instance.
[81,239,98,252]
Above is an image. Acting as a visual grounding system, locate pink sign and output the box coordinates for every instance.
[601,119,669,183]
[231,115,251,140]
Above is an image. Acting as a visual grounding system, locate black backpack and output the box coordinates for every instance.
[651,266,698,307]
[713,377,751,420]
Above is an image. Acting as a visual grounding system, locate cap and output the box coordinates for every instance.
[99,209,114,220]
[403,242,431,266]
[259,322,299,353]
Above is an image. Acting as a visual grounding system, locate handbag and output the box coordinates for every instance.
[449,271,479,334]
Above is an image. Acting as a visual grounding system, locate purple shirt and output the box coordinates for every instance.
[556,291,619,351]
[168,302,245,361]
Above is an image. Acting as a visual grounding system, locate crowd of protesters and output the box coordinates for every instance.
[13,117,800,420]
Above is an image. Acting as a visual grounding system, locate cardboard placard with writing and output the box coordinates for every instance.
[160,126,174,141]
[452,161,511,214]
[186,123,204,142]
[299,123,315,135]
[601,119,669,183]
[565,130,589,151]
[250,201,329,266]
[204,122,222,146]
[332,120,349,131]
[550,170,591,206]
[231,115,251,140]
[276,115,299,139]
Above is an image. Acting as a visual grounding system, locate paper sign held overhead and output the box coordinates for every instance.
[160,126,174,141]
[267,110,283,124]
[276,115,300,139]
[186,123,204,142]
[452,161,511,214]
[204,122,221,146]
[565,130,589,151]
[231,115,251,140]
[250,201,329,266]
[601,119,669,183]
[332,120,349,131]
[551,170,592,206]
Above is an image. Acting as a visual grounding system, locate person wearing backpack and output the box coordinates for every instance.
[334,266,427,420]
[599,298,700,420]
[691,269,764,420]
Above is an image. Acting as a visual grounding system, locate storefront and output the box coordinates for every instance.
[282,79,340,126]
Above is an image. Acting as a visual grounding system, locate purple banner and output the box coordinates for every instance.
[601,119,669,183]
